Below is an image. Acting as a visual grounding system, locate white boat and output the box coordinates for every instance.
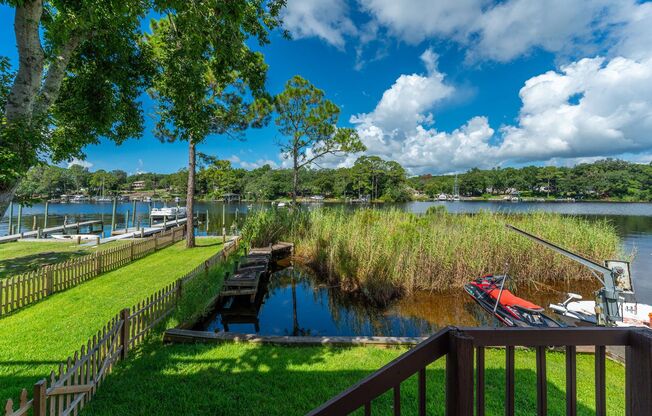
[95,196,112,203]
[150,206,187,220]
[277,202,287,208]
[143,196,152,203]
[70,194,89,203]
[437,193,448,201]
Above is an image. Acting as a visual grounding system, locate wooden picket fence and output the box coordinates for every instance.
[0,225,186,316]
[3,237,240,416]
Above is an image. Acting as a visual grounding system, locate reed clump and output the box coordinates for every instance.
[245,208,622,303]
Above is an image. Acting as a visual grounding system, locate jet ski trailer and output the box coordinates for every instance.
[506,224,651,327]
[464,274,565,327]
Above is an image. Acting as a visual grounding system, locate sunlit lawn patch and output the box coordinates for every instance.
[0,238,223,403]
[82,341,625,416]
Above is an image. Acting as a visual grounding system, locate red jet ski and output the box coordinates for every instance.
[464,274,565,327]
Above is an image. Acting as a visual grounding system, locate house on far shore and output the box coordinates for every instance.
[223,192,241,203]
[131,180,147,191]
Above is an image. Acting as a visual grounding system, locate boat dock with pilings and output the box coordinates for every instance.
[0,220,104,243]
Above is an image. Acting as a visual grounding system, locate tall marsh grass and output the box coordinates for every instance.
[244,208,622,303]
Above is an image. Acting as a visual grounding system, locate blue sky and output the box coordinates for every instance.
[2,1,652,175]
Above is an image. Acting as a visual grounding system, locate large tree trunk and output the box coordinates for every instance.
[2,1,84,217]
[186,140,196,248]
[5,0,44,122]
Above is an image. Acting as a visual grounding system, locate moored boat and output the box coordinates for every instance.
[464,274,565,327]
[150,206,187,220]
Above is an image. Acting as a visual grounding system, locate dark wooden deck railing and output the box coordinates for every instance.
[308,326,652,416]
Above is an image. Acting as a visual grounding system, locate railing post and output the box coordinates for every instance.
[204,260,209,275]
[627,329,652,415]
[130,240,135,261]
[120,308,130,360]
[33,379,46,416]
[446,329,474,416]
[154,234,158,250]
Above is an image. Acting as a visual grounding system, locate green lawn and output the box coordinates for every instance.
[81,341,625,416]
[0,238,224,402]
[0,240,112,278]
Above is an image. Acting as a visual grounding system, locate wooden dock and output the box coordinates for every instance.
[219,242,293,302]
[0,220,104,243]
[89,218,189,245]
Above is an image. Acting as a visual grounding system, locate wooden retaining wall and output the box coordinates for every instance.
[0,226,185,316]
[164,329,428,347]
[3,237,240,416]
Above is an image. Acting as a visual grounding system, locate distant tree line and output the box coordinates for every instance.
[15,158,652,203]
[15,154,411,202]
[410,159,652,201]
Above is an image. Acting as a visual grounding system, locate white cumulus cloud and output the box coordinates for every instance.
[229,155,278,170]
[498,56,652,162]
[346,49,652,174]
[67,158,93,169]
[282,0,357,49]
[351,48,454,133]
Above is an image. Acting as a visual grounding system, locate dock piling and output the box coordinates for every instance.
[43,201,49,229]
[131,200,136,228]
[32,215,36,231]
[16,204,22,234]
[125,211,129,231]
[111,198,117,233]
[7,201,13,237]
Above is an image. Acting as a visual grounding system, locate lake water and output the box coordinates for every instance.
[3,200,652,335]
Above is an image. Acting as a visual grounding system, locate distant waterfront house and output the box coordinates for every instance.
[223,192,241,203]
[131,180,147,191]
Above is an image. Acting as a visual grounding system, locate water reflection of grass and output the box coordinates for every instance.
[81,340,625,416]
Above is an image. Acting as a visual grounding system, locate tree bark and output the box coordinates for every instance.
[5,0,45,122]
[34,33,85,117]
[186,140,196,248]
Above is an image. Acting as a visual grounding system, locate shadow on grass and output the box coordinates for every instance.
[80,342,599,416]
[0,250,87,278]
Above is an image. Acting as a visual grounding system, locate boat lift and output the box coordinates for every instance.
[506,224,634,327]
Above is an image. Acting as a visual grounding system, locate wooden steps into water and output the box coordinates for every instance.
[218,242,293,302]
